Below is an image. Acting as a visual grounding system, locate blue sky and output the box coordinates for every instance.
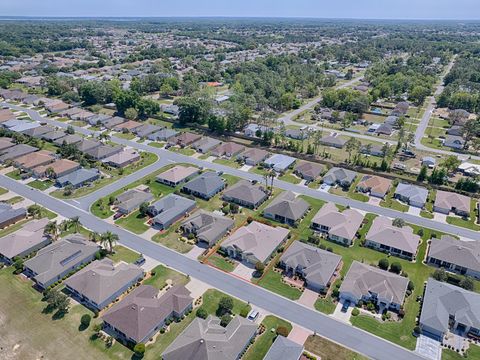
[0,0,479,20]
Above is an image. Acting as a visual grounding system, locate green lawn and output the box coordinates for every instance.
[6,169,22,180]
[305,335,369,360]
[207,254,237,272]
[213,158,242,169]
[5,195,24,205]
[257,269,302,300]
[380,187,409,212]
[250,166,269,176]
[28,179,54,190]
[149,141,165,148]
[314,296,337,314]
[243,316,292,360]
[143,265,189,289]
[169,147,195,156]
[107,245,140,264]
[115,210,149,234]
[201,288,251,317]
[278,170,301,184]
[420,210,434,219]
[69,120,87,127]
[0,187,8,195]
[114,132,136,140]
[446,200,480,230]
[442,345,480,360]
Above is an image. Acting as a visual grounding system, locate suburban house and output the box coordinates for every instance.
[294,161,324,181]
[0,218,50,264]
[21,125,55,138]
[433,190,471,217]
[0,203,26,229]
[53,134,82,146]
[24,234,101,289]
[285,129,308,140]
[263,335,304,360]
[113,120,142,133]
[156,165,200,187]
[64,259,144,311]
[263,191,309,226]
[319,135,347,149]
[264,154,296,172]
[33,158,80,178]
[444,135,465,150]
[0,144,38,161]
[41,130,67,142]
[102,285,193,344]
[56,168,100,188]
[356,175,392,199]
[221,221,289,265]
[0,137,14,151]
[75,139,102,152]
[244,123,271,137]
[133,124,162,138]
[420,279,480,340]
[421,156,436,168]
[181,172,225,200]
[103,116,126,130]
[364,216,421,260]
[147,194,196,230]
[147,128,178,141]
[222,180,268,209]
[167,132,202,147]
[162,315,257,360]
[115,188,154,215]
[394,183,428,208]
[211,141,245,158]
[458,162,480,177]
[180,210,234,247]
[237,148,269,166]
[339,261,409,311]
[14,150,55,172]
[426,235,480,280]
[102,149,141,168]
[84,144,123,160]
[191,136,221,153]
[311,203,364,246]
[322,167,357,187]
[279,241,342,293]
[375,122,393,135]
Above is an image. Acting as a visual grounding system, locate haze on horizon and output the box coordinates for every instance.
[0,0,479,20]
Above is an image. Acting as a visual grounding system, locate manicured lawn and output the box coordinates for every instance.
[152,221,193,254]
[207,254,237,272]
[278,170,301,184]
[169,147,195,156]
[28,179,54,190]
[446,216,480,230]
[250,166,269,176]
[243,316,292,360]
[0,187,9,195]
[349,191,369,202]
[213,158,242,169]
[200,288,251,316]
[91,200,114,219]
[442,345,480,360]
[143,265,189,289]
[115,210,149,234]
[69,120,87,127]
[257,269,302,300]
[149,141,165,148]
[314,296,337,314]
[5,195,24,205]
[6,169,22,180]
[305,335,369,360]
[114,132,136,140]
[380,187,409,212]
[107,245,140,264]
[420,210,434,219]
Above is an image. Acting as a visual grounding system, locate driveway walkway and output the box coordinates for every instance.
[415,335,442,360]
[297,288,318,308]
[185,245,205,260]
[231,261,254,280]
[288,324,312,345]
[408,206,421,216]
[331,300,353,323]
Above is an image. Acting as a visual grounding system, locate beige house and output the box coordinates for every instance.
[156,165,200,187]
[356,175,392,199]
[434,190,471,217]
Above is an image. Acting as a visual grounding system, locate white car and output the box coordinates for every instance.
[247,310,259,321]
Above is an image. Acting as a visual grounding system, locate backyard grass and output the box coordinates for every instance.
[207,254,237,272]
[304,335,369,360]
[143,265,189,289]
[115,210,149,234]
[107,245,140,264]
[314,296,337,314]
[28,179,54,191]
[243,316,292,360]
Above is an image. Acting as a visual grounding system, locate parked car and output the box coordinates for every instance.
[113,212,123,220]
[134,256,146,266]
[341,300,350,313]
[247,310,259,321]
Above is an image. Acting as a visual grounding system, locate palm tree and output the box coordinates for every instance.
[100,231,119,253]
[269,169,276,193]
[89,232,100,243]
[27,204,42,219]
[44,221,60,241]
[69,216,81,233]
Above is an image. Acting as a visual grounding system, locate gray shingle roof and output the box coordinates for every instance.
[0,144,38,161]
[394,183,428,205]
[116,189,154,214]
[0,203,26,225]
[222,180,268,207]
[56,168,100,187]
[180,210,234,246]
[428,235,480,273]
[263,335,304,360]
[182,172,225,198]
[0,218,49,260]
[263,191,309,222]
[148,194,196,226]
[322,167,357,185]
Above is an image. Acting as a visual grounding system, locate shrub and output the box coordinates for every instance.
[378,258,389,270]
[407,281,415,291]
[240,306,250,318]
[390,262,402,274]
[413,326,422,335]
[351,308,360,316]
[218,297,234,315]
[366,303,375,311]
[80,314,91,328]
[255,261,265,274]
[196,307,208,319]
[133,343,145,356]
[220,314,232,327]
[276,326,289,337]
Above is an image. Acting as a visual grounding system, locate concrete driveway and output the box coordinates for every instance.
[288,324,312,345]
[239,164,252,171]
[415,335,442,360]
[185,245,205,260]
[331,299,353,323]
[433,212,448,223]
[368,197,381,206]
[408,206,421,216]
[297,288,318,309]
[231,261,255,280]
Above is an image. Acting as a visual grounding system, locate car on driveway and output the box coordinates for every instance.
[341,300,350,313]
[247,310,259,321]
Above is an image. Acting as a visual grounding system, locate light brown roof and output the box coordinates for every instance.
[356,175,392,196]
[33,158,80,177]
[294,160,324,179]
[114,120,142,131]
[434,190,471,214]
[15,150,55,169]
[156,165,199,183]
[312,202,364,241]
[0,109,15,122]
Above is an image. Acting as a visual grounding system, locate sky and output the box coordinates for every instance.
[0,0,479,20]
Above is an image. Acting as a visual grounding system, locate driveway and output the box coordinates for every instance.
[185,245,205,260]
[239,164,252,172]
[185,277,210,300]
[331,299,353,323]
[433,212,448,223]
[205,156,216,162]
[415,335,442,360]
[297,288,318,309]
[368,197,381,206]
[231,261,255,280]
[288,324,312,345]
[408,206,421,216]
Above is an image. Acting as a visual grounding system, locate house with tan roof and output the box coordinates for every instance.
[0,137,15,151]
[14,150,55,171]
[102,149,140,168]
[102,284,193,344]
[311,203,364,246]
[237,148,269,166]
[356,175,392,199]
[211,141,245,158]
[156,165,200,187]
[294,161,324,181]
[263,191,309,226]
[433,190,471,217]
[427,235,480,280]
[221,221,289,265]
[33,158,80,178]
[365,216,421,260]
[167,132,202,147]
[64,258,144,311]
[113,120,142,132]
[339,261,409,311]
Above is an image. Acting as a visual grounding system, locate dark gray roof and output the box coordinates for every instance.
[180,210,234,246]
[0,144,38,161]
[21,125,55,138]
[162,315,257,360]
[322,167,357,185]
[116,189,154,214]
[222,180,268,206]
[420,279,480,335]
[75,139,102,152]
[84,144,123,160]
[264,191,309,221]
[0,218,49,259]
[148,128,178,141]
[56,168,100,187]
[263,335,304,360]
[182,172,225,198]
[41,130,67,141]
[102,284,192,343]
[149,194,196,226]
[394,183,428,205]
[53,134,83,146]
[134,124,162,138]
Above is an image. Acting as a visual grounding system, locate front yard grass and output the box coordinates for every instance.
[149,141,165,148]
[446,200,480,230]
[243,315,292,360]
[305,335,369,360]
[380,186,409,212]
[442,345,480,360]
[169,146,195,156]
[257,269,302,300]
[28,179,54,191]
[207,254,237,272]
[314,296,337,314]
[114,132,136,140]
[143,265,189,289]
[107,245,140,264]
[6,169,22,180]
[115,210,149,234]
[278,170,301,184]
[0,186,8,195]
[213,158,242,169]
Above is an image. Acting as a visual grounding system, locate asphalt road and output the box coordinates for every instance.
[0,173,425,360]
